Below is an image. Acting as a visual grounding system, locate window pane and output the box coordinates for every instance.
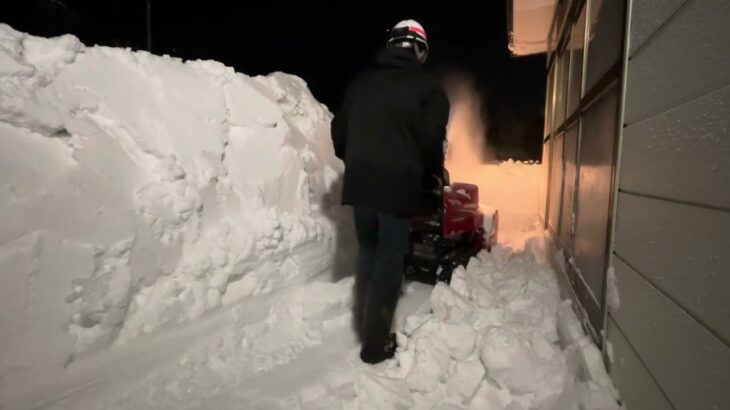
[551,54,562,133]
[544,64,556,137]
[555,47,570,129]
[548,132,565,236]
[574,85,619,303]
[585,0,626,91]
[540,140,551,223]
[567,5,587,115]
[560,123,579,247]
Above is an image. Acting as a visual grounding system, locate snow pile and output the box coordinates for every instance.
[353,233,621,410]
[0,24,345,380]
[605,266,620,312]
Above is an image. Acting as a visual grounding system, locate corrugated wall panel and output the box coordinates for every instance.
[624,0,730,124]
[607,316,674,410]
[621,85,730,209]
[612,256,730,410]
[614,192,730,344]
[628,0,687,56]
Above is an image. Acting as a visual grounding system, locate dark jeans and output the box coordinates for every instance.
[352,206,411,343]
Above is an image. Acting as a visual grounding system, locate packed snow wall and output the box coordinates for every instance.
[0,24,347,377]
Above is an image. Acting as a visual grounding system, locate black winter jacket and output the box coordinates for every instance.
[331,48,450,217]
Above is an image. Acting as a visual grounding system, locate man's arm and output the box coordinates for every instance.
[418,85,450,179]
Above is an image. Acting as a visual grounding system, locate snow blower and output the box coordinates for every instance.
[405,179,498,285]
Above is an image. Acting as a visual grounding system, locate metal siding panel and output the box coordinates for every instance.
[614,193,730,344]
[620,85,730,209]
[607,316,674,410]
[574,85,619,303]
[611,256,730,410]
[560,125,579,247]
[625,0,730,124]
[628,0,688,56]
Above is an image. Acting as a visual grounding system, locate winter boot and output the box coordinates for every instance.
[359,280,400,364]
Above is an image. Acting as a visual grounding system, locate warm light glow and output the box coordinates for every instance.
[443,74,542,249]
[444,73,493,183]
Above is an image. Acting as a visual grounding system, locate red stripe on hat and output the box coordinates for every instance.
[409,26,426,38]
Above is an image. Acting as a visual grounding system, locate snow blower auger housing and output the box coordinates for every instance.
[405,182,498,285]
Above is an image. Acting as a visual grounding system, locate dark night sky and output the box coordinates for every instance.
[2,0,545,160]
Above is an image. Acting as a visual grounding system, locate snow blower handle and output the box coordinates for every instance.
[432,168,449,190]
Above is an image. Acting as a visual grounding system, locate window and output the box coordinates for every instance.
[567,5,587,116]
[560,123,579,247]
[554,46,571,129]
[548,132,565,235]
[544,65,556,137]
[544,0,627,341]
[585,0,626,91]
[574,84,620,303]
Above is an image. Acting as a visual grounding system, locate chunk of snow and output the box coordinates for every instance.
[479,326,545,395]
[606,266,620,312]
[430,282,477,323]
[444,360,486,402]
[468,380,512,410]
[358,371,415,409]
[557,300,588,346]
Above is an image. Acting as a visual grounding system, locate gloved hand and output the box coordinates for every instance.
[432,174,444,190]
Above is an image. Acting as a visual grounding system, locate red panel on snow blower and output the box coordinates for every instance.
[405,181,499,284]
[443,183,484,240]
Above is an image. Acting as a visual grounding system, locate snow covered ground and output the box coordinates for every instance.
[2,226,621,410]
[0,26,620,409]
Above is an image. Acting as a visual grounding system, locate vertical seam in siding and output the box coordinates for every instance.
[604,0,633,358]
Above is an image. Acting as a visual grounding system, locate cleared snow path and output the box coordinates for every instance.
[7,227,621,410]
[10,279,431,410]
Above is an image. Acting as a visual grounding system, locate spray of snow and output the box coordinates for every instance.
[444,72,494,168]
[443,73,541,250]
[0,24,348,382]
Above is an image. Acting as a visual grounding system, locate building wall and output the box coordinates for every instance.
[609,0,730,408]
[543,0,730,408]
[543,0,626,340]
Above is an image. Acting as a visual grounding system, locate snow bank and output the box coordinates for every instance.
[0,24,345,379]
